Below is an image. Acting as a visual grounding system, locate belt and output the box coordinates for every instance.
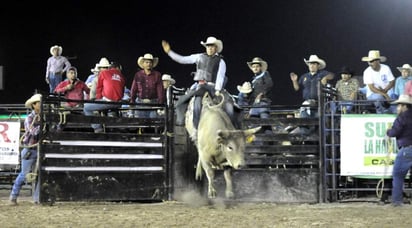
[137,98,157,103]
[102,96,118,102]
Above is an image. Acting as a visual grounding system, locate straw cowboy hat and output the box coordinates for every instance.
[49,45,63,55]
[391,94,412,105]
[200,36,223,53]
[96,57,111,68]
[237,82,253,94]
[137,53,159,69]
[247,57,268,72]
[397,63,412,73]
[162,74,175,85]
[304,55,326,70]
[361,50,387,62]
[25,94,42,108]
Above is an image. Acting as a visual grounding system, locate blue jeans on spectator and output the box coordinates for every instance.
[392,146,412,205]
[10,148,40,203]
[330,101,354,114]
[134,98,158,118]
[367,93,395,114]
[83,99,122,131]
[48,72,63,93]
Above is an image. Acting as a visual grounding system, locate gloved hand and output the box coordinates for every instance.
[215,90,221,96]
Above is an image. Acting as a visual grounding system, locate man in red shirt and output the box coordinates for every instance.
[83,62,126,133]
[54,66,90,108]
[130,53,164,118]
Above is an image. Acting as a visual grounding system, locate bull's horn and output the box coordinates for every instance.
[243,126,262,136]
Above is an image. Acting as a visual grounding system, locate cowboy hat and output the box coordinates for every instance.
[49,45,63,55]
[137,53,159,69]
[96,57,111,68]
[90,64,99,73]
[25,94,42,108]
[162,74,175,85]
[237,82,253,94]
[391,94,412,105]
[247,57,268,72]
[304,55,326,70]
[200,36,223,53]
[397,63,412,73]
[338,66,355,76]
[361,50,387,62]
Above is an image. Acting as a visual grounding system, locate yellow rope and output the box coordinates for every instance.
[376,133,394,199]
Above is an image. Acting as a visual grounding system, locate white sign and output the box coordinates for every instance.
[341,114,397,177]
[0,121,21,165]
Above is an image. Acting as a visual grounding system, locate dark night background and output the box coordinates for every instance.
[1,0,412,105]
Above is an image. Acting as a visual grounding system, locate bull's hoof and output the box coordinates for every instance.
[208,189,217,198]
[225,191,234,199]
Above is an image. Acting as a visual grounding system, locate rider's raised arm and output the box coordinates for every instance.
[168,51,199,65]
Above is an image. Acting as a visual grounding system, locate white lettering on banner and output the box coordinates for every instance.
[0,121,20,165]
[341,114,396,177]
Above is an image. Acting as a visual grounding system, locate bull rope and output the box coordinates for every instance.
[376,135,394,200]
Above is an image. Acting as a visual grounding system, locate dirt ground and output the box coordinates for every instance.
[0,190,411,228]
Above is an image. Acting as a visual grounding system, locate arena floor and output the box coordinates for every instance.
[0,190,411,228]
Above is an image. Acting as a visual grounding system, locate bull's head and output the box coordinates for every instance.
[216,126,261,169]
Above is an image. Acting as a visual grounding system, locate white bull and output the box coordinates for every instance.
[186,92,260,198]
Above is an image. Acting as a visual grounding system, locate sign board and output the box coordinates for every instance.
[341,114,397,177]
[0,121,21,165]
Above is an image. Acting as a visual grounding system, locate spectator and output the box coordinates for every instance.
[85,64,100,88]
[54,66,90,108]
[290,54,334,117]
[89,57,111,100]
[334,66,359,113]
[404,80,412,96]
[393,63,412,99]
[361,50,395,114]
[130,53,164,118]
[45,45,71,93]
[245,57,273,118]
[83,62,126,133]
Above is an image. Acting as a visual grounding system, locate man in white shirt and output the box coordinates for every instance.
[362,50,395,114]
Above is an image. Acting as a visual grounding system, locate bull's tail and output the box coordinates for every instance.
[195,158,203,180]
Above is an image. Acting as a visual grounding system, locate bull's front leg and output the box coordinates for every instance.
[203,163,217,198]
[223,167,234,199]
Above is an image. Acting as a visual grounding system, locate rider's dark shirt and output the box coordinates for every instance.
[387,108,412,148]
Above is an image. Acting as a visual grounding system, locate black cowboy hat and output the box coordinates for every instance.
[339,66,355,76]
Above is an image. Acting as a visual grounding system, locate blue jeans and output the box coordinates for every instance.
[10,148,40,202]
[134,98,158,118]
[330,101,354,114]
[392,146,412,204]
[83,100,122,130]
[367,93,395,114]
[48,73,62,93]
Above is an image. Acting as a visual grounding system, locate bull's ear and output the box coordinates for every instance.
[243,126,262,136]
